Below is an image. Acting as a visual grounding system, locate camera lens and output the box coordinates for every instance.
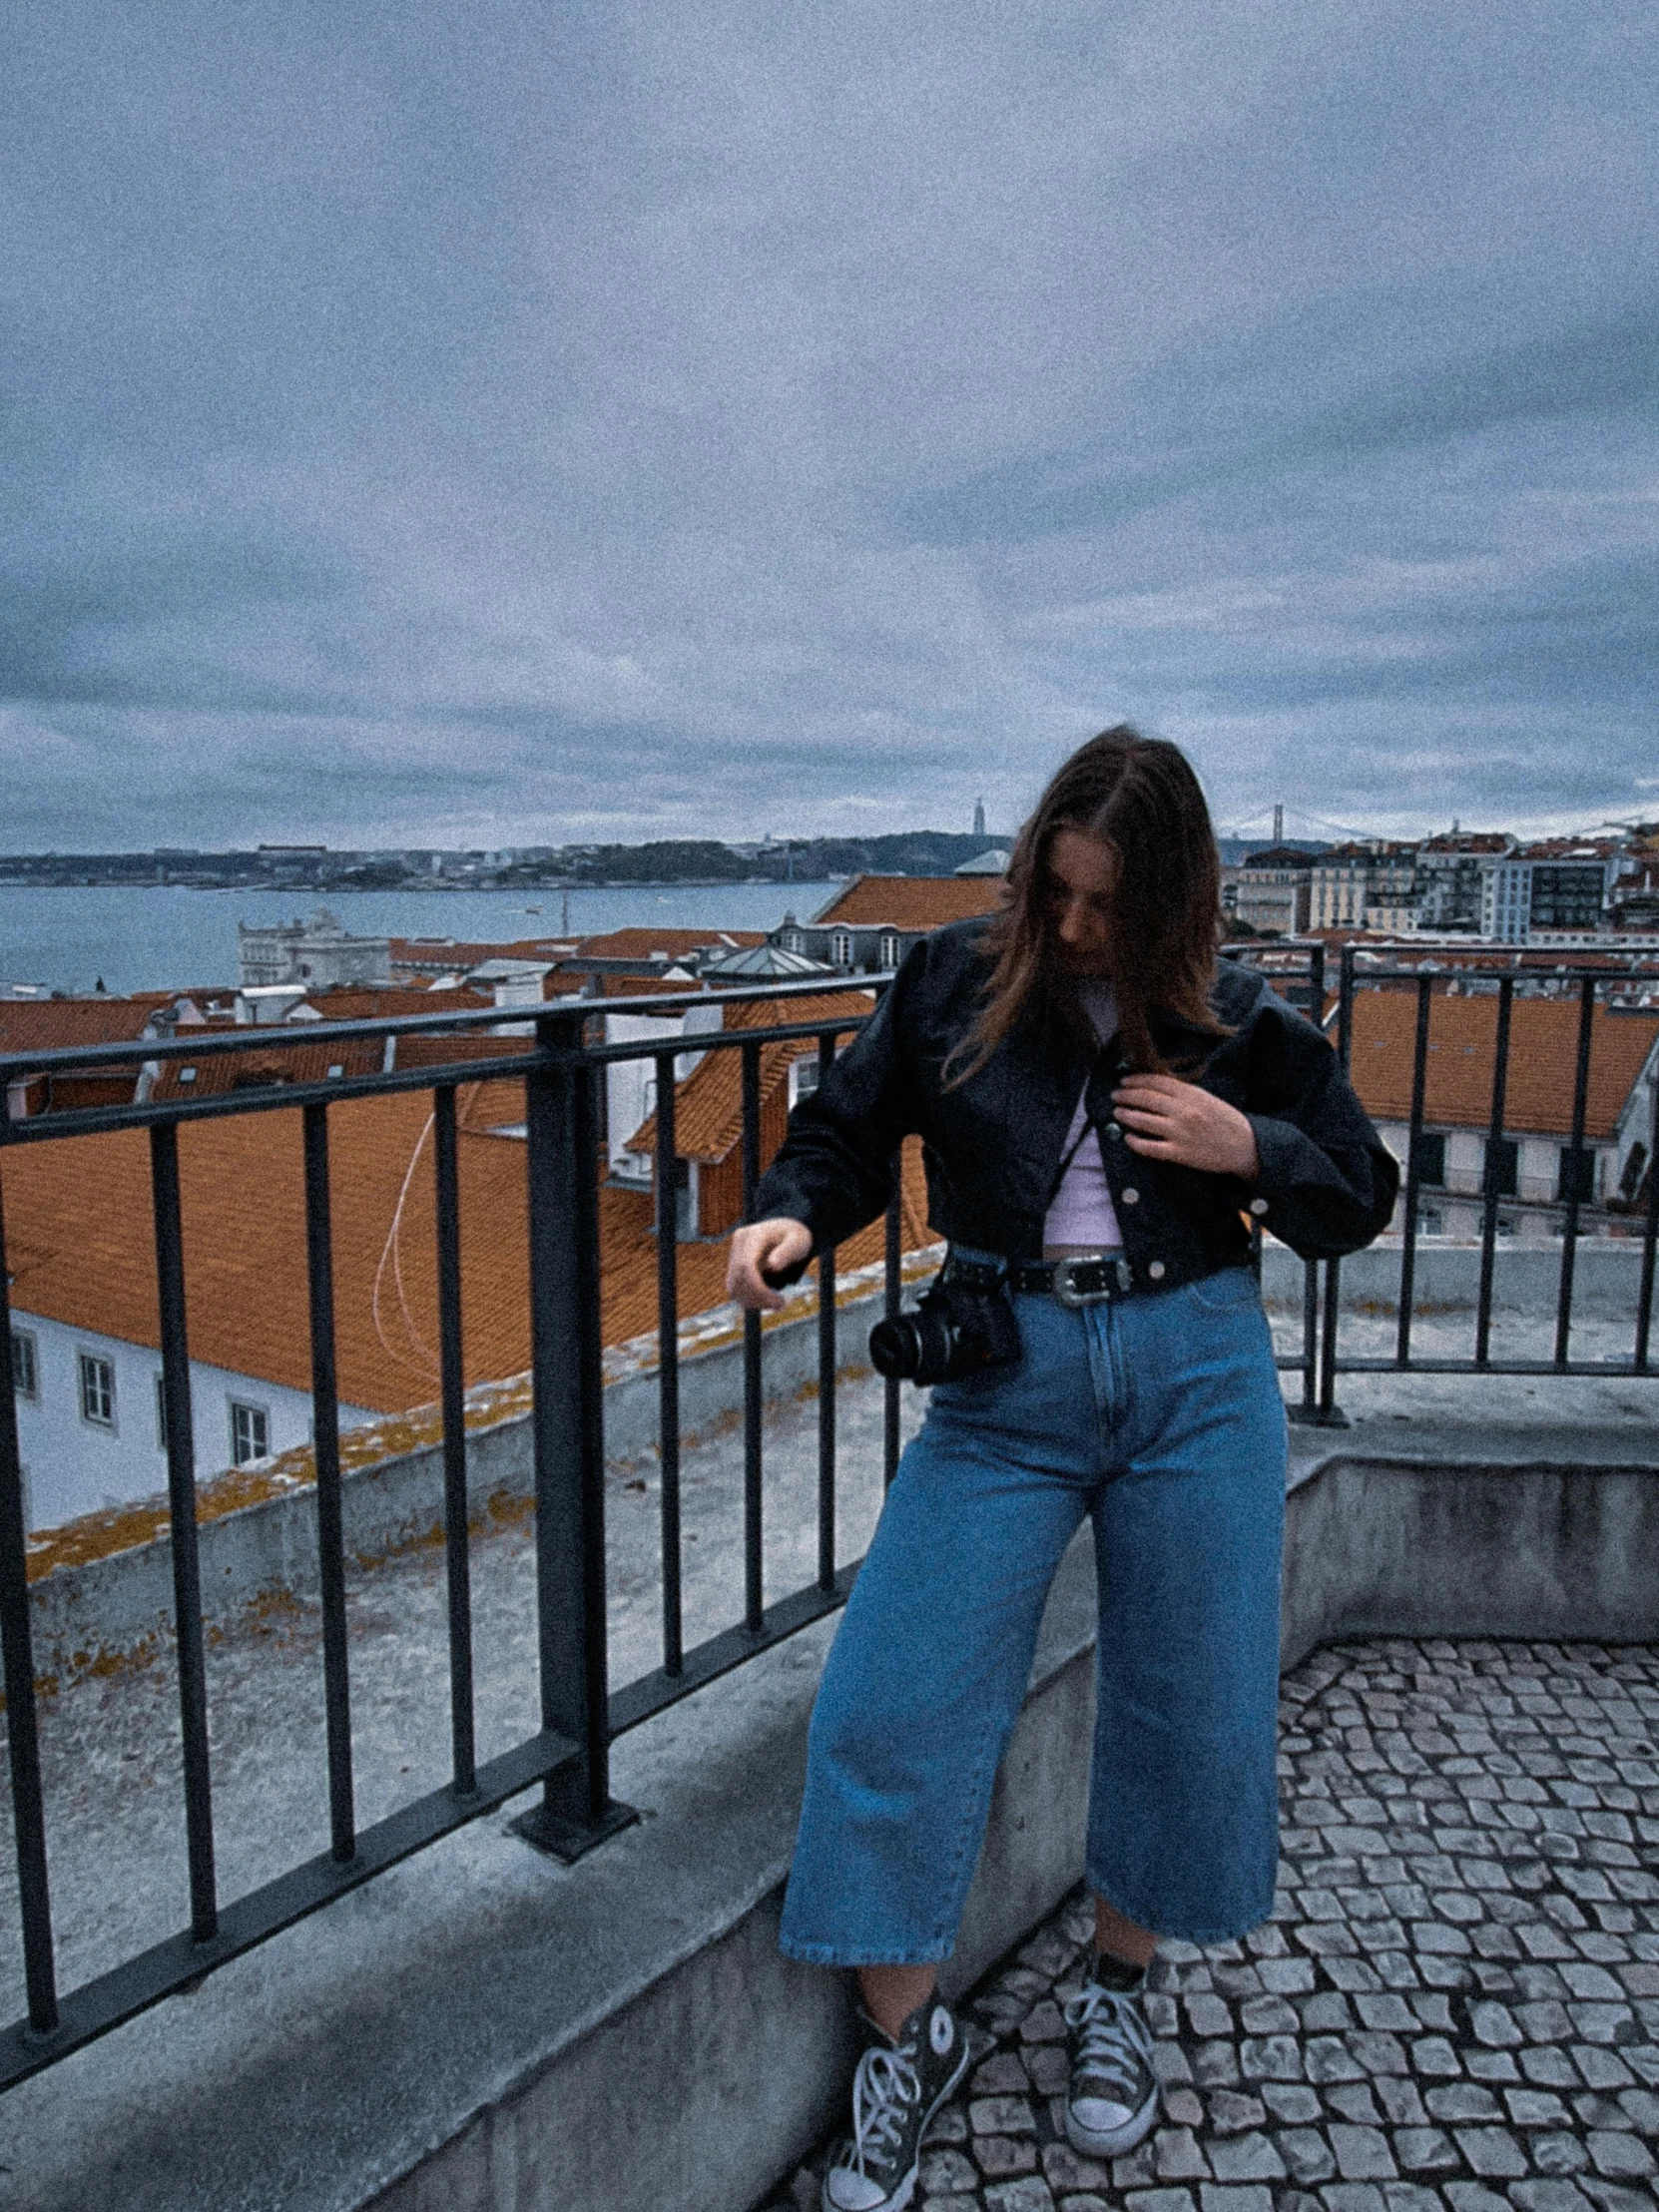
[869,1305,959,1385]
[868,1315,922,1380]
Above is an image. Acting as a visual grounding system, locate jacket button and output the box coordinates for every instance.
[1148,1260,1166,1280]
[1249,1197,1269,1217]
[1104,1122,1123,1140]
[1121,1187,1140,1205]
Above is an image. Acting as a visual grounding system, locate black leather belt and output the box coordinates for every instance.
[944,1252,1134,1308]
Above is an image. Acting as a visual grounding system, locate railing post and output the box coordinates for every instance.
[302,1103,356,1864]
[1635,1037,1659,1374]
[740,1039,765,1634]
[1305,945,1353,1425]
[1554,976,1596,1369]
[513,1006,638,1860]
[432,1085,477,1798]
[1394,974,1433,1367]
[150,1124,218,1937]
[1474,978,1514,1367]
[0,1161,58,2037]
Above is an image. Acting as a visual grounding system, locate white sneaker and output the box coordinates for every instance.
[1062,1961,1159,2157]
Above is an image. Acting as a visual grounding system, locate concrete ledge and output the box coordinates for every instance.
[1283,1423,1659,1668]
[1259,1235,1649,1316]
[23,1279,898,1685]
[27,1235,1650,1684]
[6,1397,1657,2212]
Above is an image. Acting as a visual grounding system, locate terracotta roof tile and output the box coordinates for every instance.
[812,876,1005,929]
[388,935,580,973]
[1346,992,1658,1138]
[626,990,875,1162]
[0,1000,158,1056]
[572,926,766,961]
[148,1038,387,1103]
[4,1063,934,1419]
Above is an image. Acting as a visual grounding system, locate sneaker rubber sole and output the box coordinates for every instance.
[1064,2077,1159,2159]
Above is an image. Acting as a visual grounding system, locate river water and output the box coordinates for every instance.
[0,882,840,997]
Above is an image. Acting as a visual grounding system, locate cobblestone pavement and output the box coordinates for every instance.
[755,1636,1659,2212]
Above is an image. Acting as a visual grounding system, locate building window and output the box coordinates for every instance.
[830,930,852,968]
[79,1353,116,1428]
[230,1401,270,1465]
[1556,1148,1595,1206]
[783,929,804,953]
[789,1054,822,1109]
[9,1329,37,1400]
[878,932,899,969]
[1412,1132,1447,1188]
[1485,1137,1518,1198]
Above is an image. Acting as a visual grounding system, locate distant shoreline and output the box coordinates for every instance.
[0,873,854,894]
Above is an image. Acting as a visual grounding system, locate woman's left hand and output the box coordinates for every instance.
[1111,1074,1260,1181]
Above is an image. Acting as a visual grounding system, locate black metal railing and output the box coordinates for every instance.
[1229,941,1659,1420]
[1,941,1656,2084]
[0,976,899,2088]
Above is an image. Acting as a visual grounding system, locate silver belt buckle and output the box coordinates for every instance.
[1052,1254,1115,1309]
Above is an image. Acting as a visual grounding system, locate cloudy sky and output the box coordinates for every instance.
[3,0,1655,849]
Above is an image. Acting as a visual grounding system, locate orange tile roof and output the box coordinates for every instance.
[388,934,580,972]
[1346,993,1659,1139]
[3,1064,934,1417]
[812,876,1006,929]
[149,1037,388,1103]
[571,926,767,961]
[0,999,158,1057]
[625,990,876,1163]
[297,984,494,1020]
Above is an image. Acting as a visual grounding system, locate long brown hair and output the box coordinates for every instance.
[947,726,1226,1082]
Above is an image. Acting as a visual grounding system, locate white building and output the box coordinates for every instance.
[1478,844,1617,945]
[239,909,392,988]
[8,1310,376,1536]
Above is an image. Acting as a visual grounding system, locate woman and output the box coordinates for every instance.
[728,729,1397,2212]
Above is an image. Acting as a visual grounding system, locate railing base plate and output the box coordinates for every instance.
[510,1796,641,1865]
[1287,1403,1351,1429]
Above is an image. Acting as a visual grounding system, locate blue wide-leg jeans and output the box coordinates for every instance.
[779,1263,1288,1964]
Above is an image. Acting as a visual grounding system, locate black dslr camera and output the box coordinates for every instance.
[868,1265,1022,1386]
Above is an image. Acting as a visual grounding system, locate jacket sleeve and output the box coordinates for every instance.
[1240,993,1399,1261]
[749,941,928,1251]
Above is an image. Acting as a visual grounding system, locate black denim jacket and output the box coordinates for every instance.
[751,920,1399,1288]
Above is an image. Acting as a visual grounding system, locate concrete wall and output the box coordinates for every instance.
[1258,1233,1647,1315]
[7,1363,1656,2212]
[24,1240,1655,1682]
[10,1306,375,1538]
[21,1285,886,1684]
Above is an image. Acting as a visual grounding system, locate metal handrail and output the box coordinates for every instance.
[1,941,1656,2092]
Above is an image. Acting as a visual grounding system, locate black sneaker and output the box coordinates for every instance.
[821,1994,969,2212]
[1062,1950,1159,2157]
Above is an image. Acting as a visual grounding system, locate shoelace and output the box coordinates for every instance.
[844,2043,921,2174]
[1062,1981,1156,2099]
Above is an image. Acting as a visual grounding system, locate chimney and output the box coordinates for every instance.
[1273,803,1284,844]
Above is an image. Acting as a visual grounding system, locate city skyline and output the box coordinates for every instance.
[3,3,1655,850]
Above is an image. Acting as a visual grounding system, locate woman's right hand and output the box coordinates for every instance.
[726,1218,814,1312]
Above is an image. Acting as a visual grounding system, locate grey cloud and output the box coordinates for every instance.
[2,0,1656,845]
[893,303,1659,547]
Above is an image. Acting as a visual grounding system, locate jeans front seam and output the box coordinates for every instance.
[929,1687,1016,1954]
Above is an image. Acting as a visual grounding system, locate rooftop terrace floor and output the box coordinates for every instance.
[756,1635,1659,2212]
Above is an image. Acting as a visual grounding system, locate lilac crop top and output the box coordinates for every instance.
[1042,981,1123,1251]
